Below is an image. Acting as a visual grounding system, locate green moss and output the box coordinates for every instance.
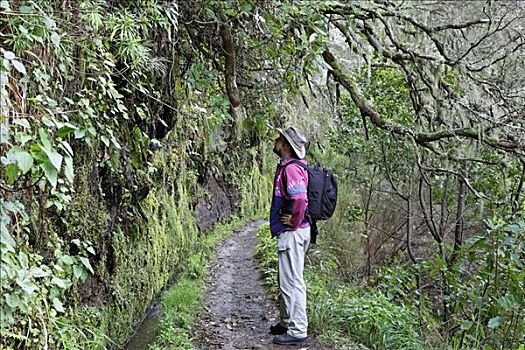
[58,144,274,349]
[239,146,273,219]
[101,180,199,346]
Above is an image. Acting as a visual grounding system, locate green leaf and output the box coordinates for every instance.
[51,277,71,289]
[18,251,29,268]
[43,16,56,29]
[38,128,52,148]
[60,255,74,265]
[17,133,32,145]
[100,135,110,146]
[60,140,74,156]
[0,229,16,252]
[2,59,10,71]
[30,266,50,278]
[42,147,63,171]
[11,60,26,75]
[86,246,96,255]
[8,147,33,174]
[79,257,94,274]
[73,265,83,279]
[74,129,86,139]
[0,1,11,10]
[56,125,76,138]
[64,156,74,183]
[507,223,525,233]
[6,163,19,185]
[16,270,38,294]
[18,5,33,13]
[39,160,58,187]
[5,294,21,308]
[108,86,123,99]
[2,200,25,216]
[41,116,55,127]
[3,51,15,60]
[460,320,473,330]
[52,298,65,313]
[111,136,121,149]
[50,32,60,47]
[13,119,30,129]
[488,316,504,329]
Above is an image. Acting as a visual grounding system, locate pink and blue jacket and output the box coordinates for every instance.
[270,156,310,236]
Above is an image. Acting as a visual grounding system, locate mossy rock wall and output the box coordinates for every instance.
[63,142,272,348]
[0,2,279,348]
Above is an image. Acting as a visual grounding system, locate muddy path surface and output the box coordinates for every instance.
[191,220,327,350]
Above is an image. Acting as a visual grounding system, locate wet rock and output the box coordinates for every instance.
[78,275,106,307]
[194,176,232,231]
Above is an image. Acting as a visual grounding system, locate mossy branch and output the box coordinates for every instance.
[322,49,523,154]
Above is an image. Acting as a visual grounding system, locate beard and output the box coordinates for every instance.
[273,146,282,157]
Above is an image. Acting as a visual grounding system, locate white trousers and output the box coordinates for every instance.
[277,226,310,338]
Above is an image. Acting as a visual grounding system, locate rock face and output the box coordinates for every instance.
[194,176,232,232]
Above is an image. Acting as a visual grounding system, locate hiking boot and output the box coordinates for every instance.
[269,323,288,335]
[272,333,308,346]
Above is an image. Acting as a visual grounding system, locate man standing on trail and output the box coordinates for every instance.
[269,126,310,346]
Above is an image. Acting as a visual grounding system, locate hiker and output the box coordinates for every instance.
[269,126,310,346]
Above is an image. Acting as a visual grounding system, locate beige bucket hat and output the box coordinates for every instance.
[277,126,307,159]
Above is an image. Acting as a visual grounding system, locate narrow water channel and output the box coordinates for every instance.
[124,302,162,350]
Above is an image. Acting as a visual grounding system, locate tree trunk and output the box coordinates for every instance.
[219,24,246,129]
[512,160,525,215]
[451,175,467,264]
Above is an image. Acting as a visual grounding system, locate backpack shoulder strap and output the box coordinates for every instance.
[286,159,308,171]
[281,160,308,197]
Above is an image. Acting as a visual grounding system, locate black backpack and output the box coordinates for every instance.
[283,160,338,243]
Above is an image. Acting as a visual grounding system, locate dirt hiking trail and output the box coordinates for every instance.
[191,220,327,350]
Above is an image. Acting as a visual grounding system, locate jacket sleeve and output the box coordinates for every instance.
[283,164,308,230]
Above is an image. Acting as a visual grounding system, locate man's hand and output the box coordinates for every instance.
[280,213,293,227]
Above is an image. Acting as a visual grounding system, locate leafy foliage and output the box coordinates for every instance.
[1,0,523,349]
[447,218,525,348]
[1,0,274,348]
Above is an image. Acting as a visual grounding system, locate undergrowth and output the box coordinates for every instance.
[255,224,424,350]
